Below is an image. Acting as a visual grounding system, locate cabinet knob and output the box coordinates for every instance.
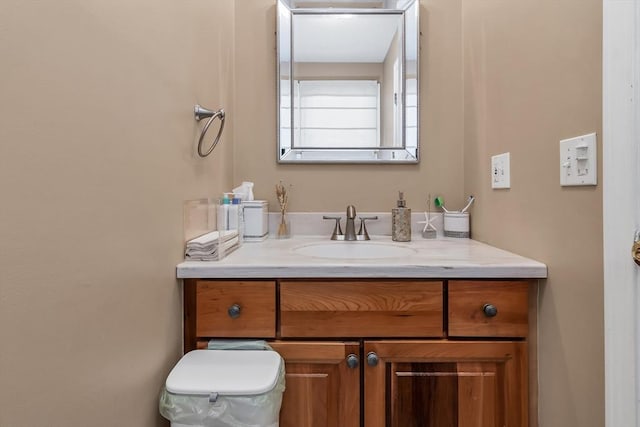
[366,351,379,367]
[346,354,359,369]
[227,304,241,319]
[482,303,498,317]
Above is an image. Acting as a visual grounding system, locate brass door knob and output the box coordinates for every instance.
[633,241,640,266]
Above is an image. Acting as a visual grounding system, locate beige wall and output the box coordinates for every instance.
[0,0,604,426]
[462,1,603,426]
[234,0,465,212]
[0,1,234,426]
[294,62,383,80]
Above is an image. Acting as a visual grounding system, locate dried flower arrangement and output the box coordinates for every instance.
[275,181,291,238]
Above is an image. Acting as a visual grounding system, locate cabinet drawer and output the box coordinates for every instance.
[448,281,528,338]
[195,281,276,338]
[280,281,444,338]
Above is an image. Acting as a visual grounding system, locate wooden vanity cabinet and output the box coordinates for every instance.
[183,279,531,427]
[364,340,527,427]
[279,280,444,337]
[269,341,360,427]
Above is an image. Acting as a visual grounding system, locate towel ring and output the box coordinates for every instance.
[194,105,225,158]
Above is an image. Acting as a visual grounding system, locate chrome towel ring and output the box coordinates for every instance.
[194,104,225,158]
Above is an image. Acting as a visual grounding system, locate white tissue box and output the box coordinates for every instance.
[243,200,269,241]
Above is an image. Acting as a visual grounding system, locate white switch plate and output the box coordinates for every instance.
[560,133,597,186]
[491,152,511,189]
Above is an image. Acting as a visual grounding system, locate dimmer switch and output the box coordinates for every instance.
[560,133,597,186]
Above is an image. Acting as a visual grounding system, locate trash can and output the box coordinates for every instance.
[159,349,285,427]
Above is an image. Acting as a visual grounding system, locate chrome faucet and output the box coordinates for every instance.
[323,206,378,241]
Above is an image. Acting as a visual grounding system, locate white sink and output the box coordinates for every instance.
[293,241,416,260]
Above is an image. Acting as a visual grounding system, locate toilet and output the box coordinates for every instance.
[160,350,285,427]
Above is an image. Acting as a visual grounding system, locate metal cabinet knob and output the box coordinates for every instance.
[366,351,379,367]
[228,304,241,319]
[346,354,359,369]
[482,303,498,317]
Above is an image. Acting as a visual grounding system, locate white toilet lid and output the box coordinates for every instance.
[165,350,282,396]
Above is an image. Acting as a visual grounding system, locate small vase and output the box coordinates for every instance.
[276,213,291,239]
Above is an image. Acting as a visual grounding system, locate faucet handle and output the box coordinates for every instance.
[323,216,344,240]
[357,216,379,240]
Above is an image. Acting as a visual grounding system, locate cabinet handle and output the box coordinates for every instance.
[227,304,241,319]
[482,303,498,317]
[346,354,359,369]
[366,351,379,367]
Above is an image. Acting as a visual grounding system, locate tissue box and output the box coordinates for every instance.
[243,200,269,241]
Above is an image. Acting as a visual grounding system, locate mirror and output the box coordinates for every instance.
[277,0,419,164]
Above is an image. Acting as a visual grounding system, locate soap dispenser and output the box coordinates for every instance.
[392,191,411,242]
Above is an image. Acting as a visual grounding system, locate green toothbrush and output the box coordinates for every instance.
[434,196,450,213]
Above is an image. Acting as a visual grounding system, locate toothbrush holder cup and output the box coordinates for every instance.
[443,212,470,238]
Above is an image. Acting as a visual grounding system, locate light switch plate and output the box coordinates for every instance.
[491,152,511,189]
[560,133,597,186]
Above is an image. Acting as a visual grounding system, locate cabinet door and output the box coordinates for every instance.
[270,341,360,427]
[364,340,527,427]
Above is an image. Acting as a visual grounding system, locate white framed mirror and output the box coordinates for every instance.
[277,0,419,164]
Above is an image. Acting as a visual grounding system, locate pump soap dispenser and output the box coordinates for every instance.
[392,191,411,242]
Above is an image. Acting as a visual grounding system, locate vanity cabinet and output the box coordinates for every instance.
[183,279,531,427]
[269,341,360,427]
[279,281,444,338]
[364,340,527,427]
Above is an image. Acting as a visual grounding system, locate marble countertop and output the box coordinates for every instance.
[176,235,547,279]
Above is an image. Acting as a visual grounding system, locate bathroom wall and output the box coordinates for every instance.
[462,1,603,426]
[0,1,234,425]
[295,62,384,80]
[0,1,604,426]
[233,0,466,212]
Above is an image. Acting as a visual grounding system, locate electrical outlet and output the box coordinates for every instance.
[491,152,511,189]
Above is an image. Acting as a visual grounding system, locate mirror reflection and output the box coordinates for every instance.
[277,0,419,163]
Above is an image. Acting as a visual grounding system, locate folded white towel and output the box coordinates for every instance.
[187,229,238,247]
[185,230,239,261]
